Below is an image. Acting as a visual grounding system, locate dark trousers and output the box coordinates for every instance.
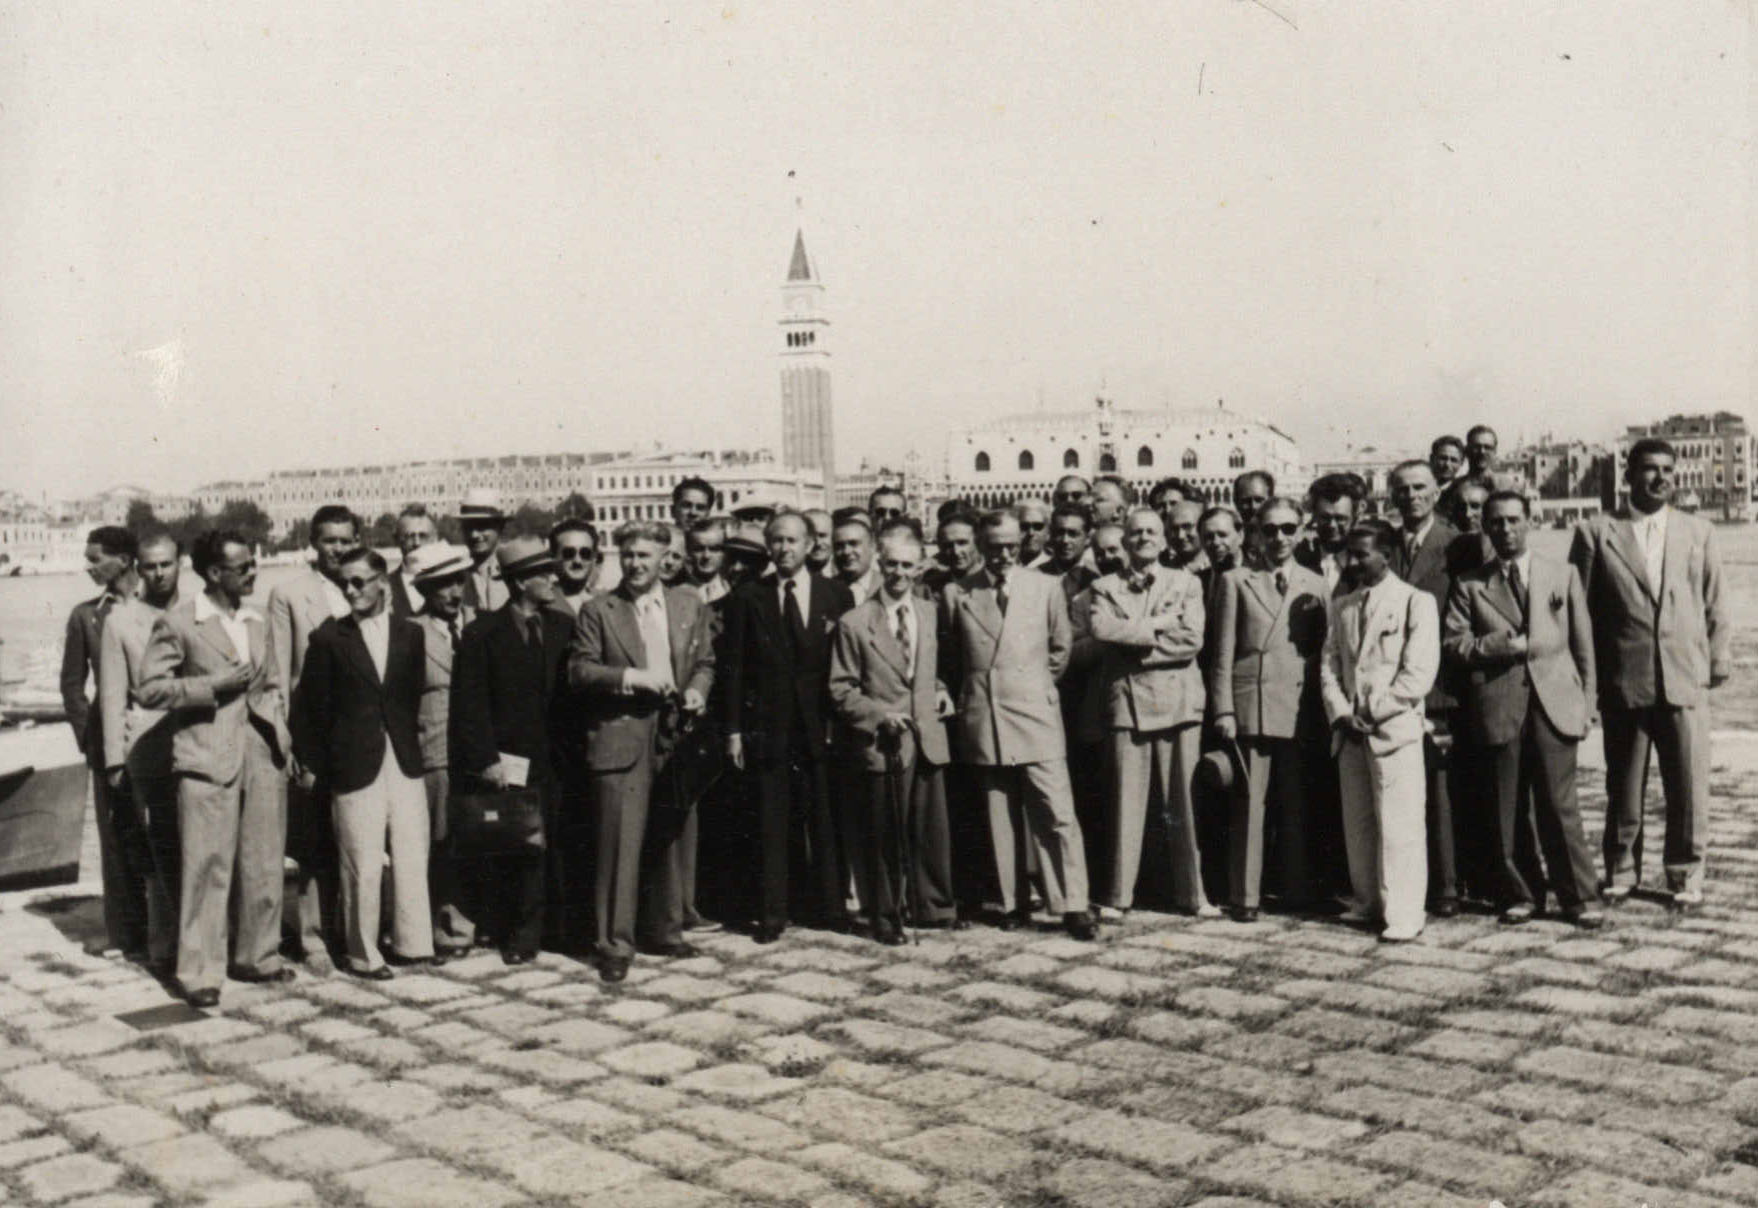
[1194,730,1233,906]
[944,762,992,913]
[752,754,843,931]
[285,782,341,960]
[589,758,688,958]
[450,786,551,956]
[1230,737,1317,910]
[92,770,153,954]
[1602,704,1711,896]
[1487,706,1597,911]
[851,759,955,927]
[119,773,180,965]
[1423,732,1457,905]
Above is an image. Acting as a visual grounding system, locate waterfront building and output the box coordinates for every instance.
[945,395,1304,511]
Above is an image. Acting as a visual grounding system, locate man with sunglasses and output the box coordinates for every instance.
[1209,498,1330,921]
[868,486,908,532]
[139,530,293,1007]
[292,548,433,978]
[548,518,601,619]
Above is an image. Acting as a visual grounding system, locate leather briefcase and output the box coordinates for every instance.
[449,785,546,854]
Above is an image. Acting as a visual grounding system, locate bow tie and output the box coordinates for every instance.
[1127,571,1155,593]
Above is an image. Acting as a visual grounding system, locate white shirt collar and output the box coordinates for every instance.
[1501,550,1532,579]
[778,567,814,596]
[1406,516,1433,546]
[633,580,666,609]
[194,593,261,625]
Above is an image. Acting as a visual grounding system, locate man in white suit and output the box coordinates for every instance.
[1571,437,1730,908]
[1321,519,1439,943]
[940,511,1096,940]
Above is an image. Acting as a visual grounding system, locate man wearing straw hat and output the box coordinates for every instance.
[457,488,510,613]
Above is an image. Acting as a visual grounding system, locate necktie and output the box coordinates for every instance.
[784,578,807,648]
[995,572,1009,615]
[894,603,913,681]
[1274,569,1288,596]
[447,617,461,650]
[1507,562,1528,624]
[524,613,542,649]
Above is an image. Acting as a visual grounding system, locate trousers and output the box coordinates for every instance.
[981,759,1090,916]
[1104,724,1205,912]
[1338,735,1427,937]
[332,748,433,973]
[1601,704,1711,896]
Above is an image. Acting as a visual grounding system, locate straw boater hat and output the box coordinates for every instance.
[458,488,506,524]
[405,543,473,585]
[494,535,557,578]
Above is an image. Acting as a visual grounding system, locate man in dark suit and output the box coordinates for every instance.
[449,536,575,963]
[720,511,855,942]
[61,525,152,958]
[291,548,433,977]
[1571,438,1730,908]
[1445,492,1602,927]
[568,521,715,982]
[1387,459,1463,916]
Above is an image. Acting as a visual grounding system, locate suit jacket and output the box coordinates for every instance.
[1443,554,1594,747]
[1209,563,1329,741]
[388,572,419,621]
[410,607,474,772]
[940,567,1070,766]
[567,585,716,773]
[136,596,291,785]
[1292,540,1348,597]
[1391,516,1461,710]
[60,592,124,765]
[291,615,425,794]
[719,573,854,764]
[1088,568,1206,733]
[1320,574,1439,756]
[268,567,346,694]
[463,558,509,613]
[1569,508,1730,711]
[829,595,952,772]
[98,599,176,779]
[448,604,573,782]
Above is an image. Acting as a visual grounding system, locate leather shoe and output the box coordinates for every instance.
[996,909,1033,932]
[502,948,537,966]
[187,987,220,1009]
[598,955,631,983]
[873,922,905,947]
[230,965,296,985]
[1563,907,1606,930]
[752,925,784,945]
[352,965,394,981]
[1499,903,1534,926]
[1431,897,1461,918]
[1064,911,1098,941]
[1231,906,1259,924]
[647,942,701,960]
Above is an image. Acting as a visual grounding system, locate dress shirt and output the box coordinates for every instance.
[357,611,390,679]
[694,576,729,605]
[623,584,676,693]
[776,567,815,616]
[1402,516,1433,562]
[1632,506,1668,592]
[884,592,918,682]
[840,565,880,604]
[194,592,261,665]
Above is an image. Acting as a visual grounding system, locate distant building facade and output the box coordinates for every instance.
[945,396,1304,511]
[1615,411,1754,521]
[780,229,834,497]
[588,450,824,545]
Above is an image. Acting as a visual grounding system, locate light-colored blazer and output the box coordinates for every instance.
[1569,508,1729,711]
[829,595,951,772]
[940,567,1070,767]
[267,567,344,694]
[1088,567,1207,733]
[1320,573,1438,757]
[1443,554,1594,746]
[98,599,177,779]
[1210,563,1330,740]
[136,596,291,785]
[410,606,474,772]
[568,586,716,773]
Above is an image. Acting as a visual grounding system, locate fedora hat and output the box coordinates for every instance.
[404,543,473,585]
[495,535,557,578]
[1195,738,1250,798]
[458,488,506,523]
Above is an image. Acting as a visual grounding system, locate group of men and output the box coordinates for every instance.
[59,423,1729,1002]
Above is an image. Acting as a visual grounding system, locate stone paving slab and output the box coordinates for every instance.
[0,754,1757,1203]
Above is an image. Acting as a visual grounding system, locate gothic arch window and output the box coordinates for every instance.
[1018,450,1035,471]
[1182,448,1198,471]
[975,451,991,473]
[1228,448,1246,469]
[1136,446,1154,468]
[1063,449,1079,469]
[1099,453,1116,473]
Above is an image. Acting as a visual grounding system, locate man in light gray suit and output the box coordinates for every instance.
[940,510,1095,940]
[268,503,358,973]
[1445,492,1602,928]
[138,530,294,1006]
[1571,438,1730,908]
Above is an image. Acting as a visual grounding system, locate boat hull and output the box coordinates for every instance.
[0,724,86,891]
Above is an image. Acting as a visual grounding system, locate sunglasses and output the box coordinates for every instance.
[558,549,599,562]
[340,575,382,591]
[1260,523,1301,537]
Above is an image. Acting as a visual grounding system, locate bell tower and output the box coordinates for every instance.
[780,228,834,492]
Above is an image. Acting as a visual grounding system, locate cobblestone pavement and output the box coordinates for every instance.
[2,740,1758,1207]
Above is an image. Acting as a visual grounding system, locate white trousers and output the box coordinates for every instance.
[1338,736,1427,937]
[333,747,433,972]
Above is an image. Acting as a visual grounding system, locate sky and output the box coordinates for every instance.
[0,2,1750,497]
